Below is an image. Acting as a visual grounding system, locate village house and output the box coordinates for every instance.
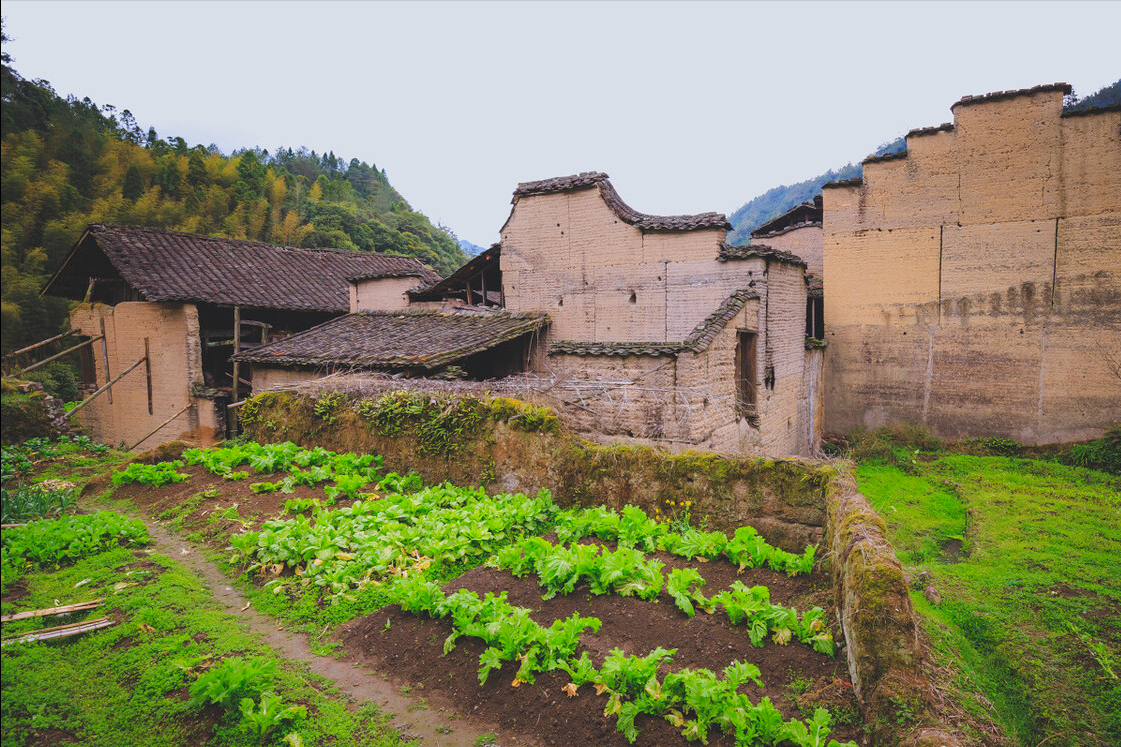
[41,82,1114,456]
[822,83,1121,444]
[240,173,824,457]
[39,224,439,448]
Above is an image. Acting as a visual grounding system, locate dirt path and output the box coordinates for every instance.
[132,517,503,747]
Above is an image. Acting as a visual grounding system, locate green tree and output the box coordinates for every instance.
[122,164,144,200]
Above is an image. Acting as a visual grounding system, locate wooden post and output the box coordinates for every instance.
[100,318,112,404]
[14,335,103,376]
[230,306,241,437]
[144,338,153,415]
[129,402,192,451]
[2,331,72,361]
[480,269,487,307]
[66,356,146,418]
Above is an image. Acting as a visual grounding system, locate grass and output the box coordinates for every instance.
[856,452,1121,747]
[0,536,410,747]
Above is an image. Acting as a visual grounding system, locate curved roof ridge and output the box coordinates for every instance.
[512,172,730,232]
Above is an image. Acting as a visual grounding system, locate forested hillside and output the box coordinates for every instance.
[0,30,465,354]
[728,78,1121,243]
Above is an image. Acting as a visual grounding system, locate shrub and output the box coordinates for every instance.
[1057,425,1121,475]
[848,423,941,463]
[22,362,80,402]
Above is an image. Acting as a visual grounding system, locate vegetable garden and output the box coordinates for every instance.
[100,439,860,747]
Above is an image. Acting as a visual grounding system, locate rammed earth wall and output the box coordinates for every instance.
[239,388,962,746]
[823,86,1121,444]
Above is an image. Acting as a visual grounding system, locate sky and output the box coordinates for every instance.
[3,1,1118,246]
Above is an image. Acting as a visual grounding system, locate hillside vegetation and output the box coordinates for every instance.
[0,29,465,355]
[727,79,1121,243]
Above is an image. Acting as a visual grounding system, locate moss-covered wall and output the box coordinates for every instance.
[240,389,828,551]
[824,468,963,747]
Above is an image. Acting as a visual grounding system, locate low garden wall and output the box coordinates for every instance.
[239,388,964,746]
[240,389,829,552]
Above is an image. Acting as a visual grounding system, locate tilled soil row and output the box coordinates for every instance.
[338,558,861,747]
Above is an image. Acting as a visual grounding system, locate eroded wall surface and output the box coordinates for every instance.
[69,302,221,448]
[824,88,1121,443]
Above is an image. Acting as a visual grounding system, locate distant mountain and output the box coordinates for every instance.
[458,239,487,256]
[1066,79,1120,112]
[727,78,1120,243]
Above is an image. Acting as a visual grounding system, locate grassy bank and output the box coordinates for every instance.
[856,451,1120,746]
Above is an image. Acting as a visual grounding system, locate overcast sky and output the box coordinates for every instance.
[3,1,1118,246]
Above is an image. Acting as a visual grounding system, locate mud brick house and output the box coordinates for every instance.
[493,173,821,456]
[241,173,823,457]
[822,83,1121,443]
[40,224,439,447]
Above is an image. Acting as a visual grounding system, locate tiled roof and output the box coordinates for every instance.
[907,122,954,138]
[750,200,823,238]
[232,309,547,370]
[717,243,807,268]
[863,149,908,165]
[409,245,500,301]
[42,224,440,312]
[822,177,863,189]
[550,289,758,358]
[751,221,822,240]
[513,172,731,232]
[951,83,1071,110]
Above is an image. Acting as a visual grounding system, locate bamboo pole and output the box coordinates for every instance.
[231,307,241,405]
[66,356,146,419]
[130,401,193,451]
[230,306,241,437]
[2,331,72,360]
[0,599,103,623]
[15,335,103,376]
[144,338,153,415]
[1,617,114,646]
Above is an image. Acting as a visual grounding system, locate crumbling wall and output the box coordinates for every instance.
[69,302,222,448]
[824,86,1121,442]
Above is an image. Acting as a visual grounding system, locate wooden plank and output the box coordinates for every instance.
[1,599,103,623]
[1,617,114,646]
[14,335,104,376]
[2,331,73,360]
[67,356,146,419]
